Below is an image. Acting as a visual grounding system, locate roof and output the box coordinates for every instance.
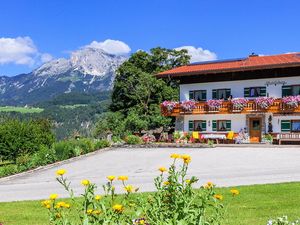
[157,52,300,78]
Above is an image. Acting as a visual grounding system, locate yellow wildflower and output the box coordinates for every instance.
[55,201,66,208]
[95,195,102,201]
[49,193,58,200]
[64,203,70,209]
[112,204,124,213]
[93,210,101,215]
[204,181,214,189]
[170,153,181,159]
[230,189,240,196]
[124,185,134,193]
[41,200,51,209]
[87,209,93,215]
[158,167,167,173]
[107,175,116,182]
[55,169,66,176]
[214,194,223,200]
[81,179,90,186]
[181,154,191,164]
[111,186,115,191]
[163,181,170,186]
[185,179,191,184]
[118,175,128,181]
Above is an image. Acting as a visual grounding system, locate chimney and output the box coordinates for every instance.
[249,52,259,57]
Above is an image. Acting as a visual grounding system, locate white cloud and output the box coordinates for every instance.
[0,36,52,66]
[40,53,53,63]
[85,39,131,55]
[175,46,217,63]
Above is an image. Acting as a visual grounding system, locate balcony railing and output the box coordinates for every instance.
[161,99,300,116]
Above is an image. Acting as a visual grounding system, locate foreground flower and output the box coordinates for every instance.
[41,200,51,209]
[163,181,170,186]
[170,153,181,159]
[214,194,223,200]
[95,195,102,201]
[204,181,214,189]
[55,169,66,176]
[87,209,93,215]
[112,204,124,213]
[124,185,134,193]
[158,167,167,173]
[81,179,90,186]
[230,189,240,196]
[185,179,191,184]
[49,193,58,200]
[107,175,116,182]
[55,201,70,209]
[181,154,191,164]
[118,175,128,181]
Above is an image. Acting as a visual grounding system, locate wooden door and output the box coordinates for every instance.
[249,118,262,143]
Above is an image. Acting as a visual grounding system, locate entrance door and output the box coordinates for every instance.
[249,118,262,143]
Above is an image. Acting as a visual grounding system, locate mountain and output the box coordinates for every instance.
[0,47,126,105]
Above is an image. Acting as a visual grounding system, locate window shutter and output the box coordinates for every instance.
[189,91,194,100]
[212,120,217,131]
[260,87,267,96]
[244,88,250,97]
[225,89,231,99]
[201,90,207,101]
[281,120,291,132]
[282,86,292,97]
[201,120,207,131]
[188,120,194,131]
[226,120,232,131]
[212,90,217,99]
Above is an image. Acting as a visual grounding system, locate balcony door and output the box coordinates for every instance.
[249,118,262,143]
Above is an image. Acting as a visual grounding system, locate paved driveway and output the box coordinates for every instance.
[1,146,300,202]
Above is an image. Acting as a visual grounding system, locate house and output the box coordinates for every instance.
[157,52,300,143]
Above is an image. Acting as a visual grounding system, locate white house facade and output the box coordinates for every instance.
[157,53,300,143]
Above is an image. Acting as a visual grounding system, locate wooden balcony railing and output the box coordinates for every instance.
[161,99,300,116]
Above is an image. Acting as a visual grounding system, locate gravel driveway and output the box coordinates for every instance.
[1,146,300,202]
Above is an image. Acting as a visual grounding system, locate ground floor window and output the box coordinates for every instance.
[212,120,231,131]
[188,120,206,131]
[292,120,300,132]
[281,120,300,132]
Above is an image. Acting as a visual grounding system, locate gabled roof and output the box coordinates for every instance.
[157,52,300,78]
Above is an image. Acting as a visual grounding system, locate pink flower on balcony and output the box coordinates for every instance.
[282,95,300,108]
[161,100,178,112]
[180,100,197,112]
[255,97,275,109]
[231,98,249,110]
[207,99,224,109]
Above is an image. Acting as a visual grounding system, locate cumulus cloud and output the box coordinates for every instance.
[40,53,53,63]
[175,46,217,63]
[0,36,52,66]
[85,39,131,55]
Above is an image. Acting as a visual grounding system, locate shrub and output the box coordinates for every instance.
[53,140,77,161]
[0,164,18,177]
[30,145,57,167]
[94,139,111,149]
[76,138,94,154]
[125,135,142,145]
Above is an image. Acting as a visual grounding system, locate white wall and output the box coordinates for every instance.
[272,115,300,133]
[180,76,300,101]
[183,114,247,132]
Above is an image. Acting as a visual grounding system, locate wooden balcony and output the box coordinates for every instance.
[161,99,300,116]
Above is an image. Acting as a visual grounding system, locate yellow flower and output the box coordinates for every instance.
[87,209,93,215]
[49,193,58,200]
[64,203,70,209]
[55,213,61,218]
[95,195,102,201]
[181,154,191,164]
[204,181,214,189]
[81,179,90,186]
[93,210,101,215]
[112,204,124,213]
[45,204,51,209]
[55,169,66,176]
[214,194,223,200]
[107,175,116,181]
[118,175,128,181]
[170,153,181,159]
[54,201,70,209]
[41,200,51,209]
[158,167,167,173]
[163,181,170,186]
[230,189,240,196]
[185,179,191,184]
[111,186,115,191]
[124,185,134,193]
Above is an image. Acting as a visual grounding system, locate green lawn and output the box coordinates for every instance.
[0,106,44,113]
[0,182,299,225]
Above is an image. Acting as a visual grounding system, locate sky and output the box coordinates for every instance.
[0,0,300,76]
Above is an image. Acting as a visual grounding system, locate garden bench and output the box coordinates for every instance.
[276,133,300,145]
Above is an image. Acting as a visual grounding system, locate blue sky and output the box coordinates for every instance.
[0,0,300,76]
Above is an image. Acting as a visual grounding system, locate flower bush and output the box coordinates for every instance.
[282,95,300,108]
[207,99,224,109]
[161,101,178,112]
[255,97,275,109]
[180,100,197,112]
[141,134,156,144]
[267,216,300,225]
[231,98,248,110]
[42,154,237,224]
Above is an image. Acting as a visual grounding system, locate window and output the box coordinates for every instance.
[188,120,206,131]
[244,87,266,97]
[292,120,300,132]
[189,90,206,101]
[212,89,231,100]
[282,85,300,97]
[212,120,231,131]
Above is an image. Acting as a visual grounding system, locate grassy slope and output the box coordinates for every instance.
[0,182,299,225]
[0,106,44,113]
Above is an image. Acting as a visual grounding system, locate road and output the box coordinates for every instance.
[1,146,300,202]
